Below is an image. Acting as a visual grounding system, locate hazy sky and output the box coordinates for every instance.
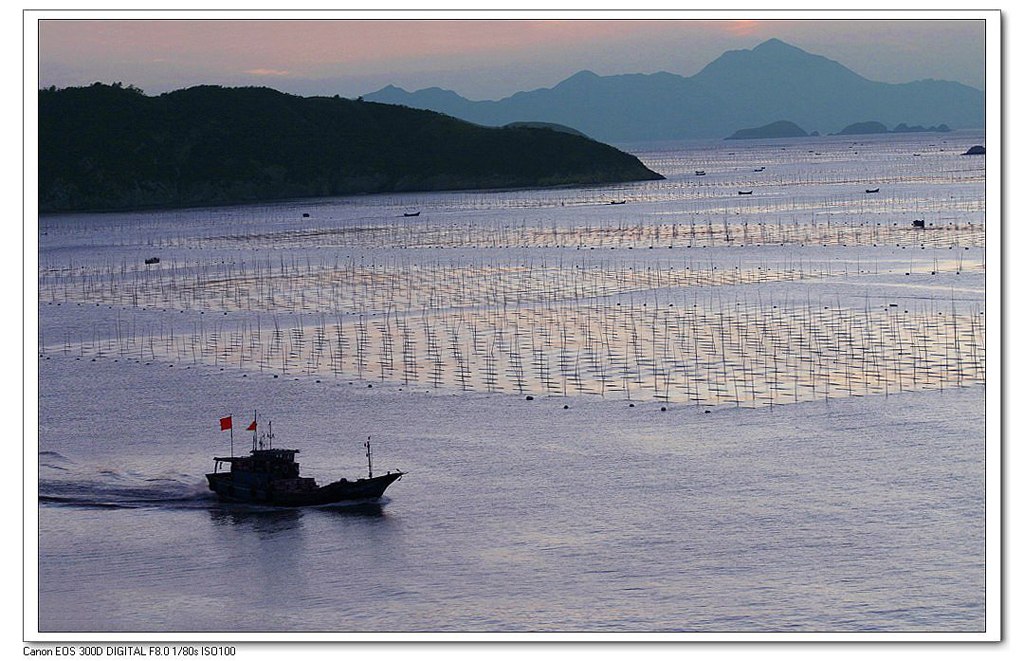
[37,18,986,100]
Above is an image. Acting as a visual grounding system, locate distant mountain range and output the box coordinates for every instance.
[39,84,662,212]
[364,38,984,143]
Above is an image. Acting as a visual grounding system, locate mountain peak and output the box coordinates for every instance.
[695,36,858,83]
[557,70,600,87]
[752,38,805,55]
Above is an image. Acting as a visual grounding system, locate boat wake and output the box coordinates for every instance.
[39,451,215,510]
[38,487,214,510]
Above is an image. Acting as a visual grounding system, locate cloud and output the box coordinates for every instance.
[723,20,761,36]
[244,68,291,77]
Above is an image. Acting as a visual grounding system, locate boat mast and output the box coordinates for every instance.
[252,409,257,452]
[365,436,373,478]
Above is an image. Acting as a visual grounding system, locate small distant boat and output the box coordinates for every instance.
[738,190,753,195]
[403,211,421,217]
[302,213,310,218]
[865,188,880,194]
[753,166,765,172]
[912,219,926,228]
[207,415,404,507]
[695,170,706,176]
[609,200,627,205]
[144,257,160,265]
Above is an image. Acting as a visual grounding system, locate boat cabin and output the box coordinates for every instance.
[213,448,302,478]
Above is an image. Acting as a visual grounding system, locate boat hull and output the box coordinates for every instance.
[206,471,404,507]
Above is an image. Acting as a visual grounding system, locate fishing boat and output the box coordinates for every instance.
[865,188,880,193]
[403,211,421,217]
[738,190,753,195]
[207,415,404,506]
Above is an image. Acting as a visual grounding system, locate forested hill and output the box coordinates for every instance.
[38,84,663,212]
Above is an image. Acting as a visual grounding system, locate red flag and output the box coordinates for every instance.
[246,419,257,432]
[219,416,232,431]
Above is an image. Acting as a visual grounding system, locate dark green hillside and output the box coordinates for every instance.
[39,84,662,212]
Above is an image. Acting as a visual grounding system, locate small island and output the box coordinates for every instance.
[725,120,808,140]
[834,121,952,136]
[835,121,889,135]
[892,122,951,133]
[39,83,663,212]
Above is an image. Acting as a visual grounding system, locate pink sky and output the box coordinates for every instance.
[38,19,985,99]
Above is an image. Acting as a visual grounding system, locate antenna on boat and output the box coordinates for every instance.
[252,409,258,452]
[365,436,373,478]
[268,420,273,450]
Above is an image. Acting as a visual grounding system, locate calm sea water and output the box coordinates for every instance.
[35,133,987,634]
